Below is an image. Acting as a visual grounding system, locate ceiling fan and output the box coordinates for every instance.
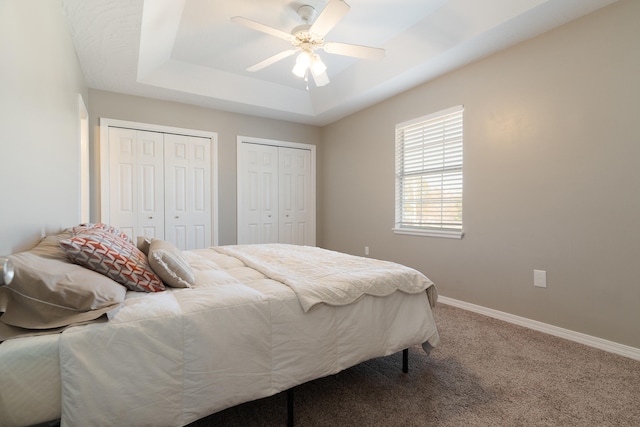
[231,0,385,87]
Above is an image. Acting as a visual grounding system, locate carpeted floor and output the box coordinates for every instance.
[189,303,640,426]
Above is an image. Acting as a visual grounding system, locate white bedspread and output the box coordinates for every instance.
[214,244,437,312]
[7,246,439,427]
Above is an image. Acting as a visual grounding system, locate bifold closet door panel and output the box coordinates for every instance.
[278,147,313,246]
[164,134,212,250]
[237,143,279,245]
[108,127,165,240]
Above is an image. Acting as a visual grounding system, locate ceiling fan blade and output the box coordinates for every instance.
[309,0,350,37]
[323,42,385,60]
[247,50,297,72]
[231,16,293,42]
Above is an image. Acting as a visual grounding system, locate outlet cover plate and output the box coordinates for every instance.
[534,269,547,288]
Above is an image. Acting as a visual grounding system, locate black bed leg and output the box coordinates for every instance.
[402,348,409,373]
[287,388,294,427]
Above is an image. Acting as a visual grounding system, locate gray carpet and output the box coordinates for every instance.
[189,303,640,426]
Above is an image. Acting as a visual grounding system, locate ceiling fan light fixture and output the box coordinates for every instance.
[311,69,330,87]
[310,54,327,75]
[292,51,312,78]
[310,55,329,87]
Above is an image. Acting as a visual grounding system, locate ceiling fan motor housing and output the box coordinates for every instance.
[292,4,323,52]
[292,29,323,52]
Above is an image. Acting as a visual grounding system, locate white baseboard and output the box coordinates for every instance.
[438,296,640,362]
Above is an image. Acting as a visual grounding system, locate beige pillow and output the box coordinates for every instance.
[148,239,195,288]
[136,236,152,255]
[0,240,126,331]
[29,230,73,260]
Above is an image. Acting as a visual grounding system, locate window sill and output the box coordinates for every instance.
[392,228,464,239]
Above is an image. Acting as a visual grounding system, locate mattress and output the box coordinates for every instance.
[0,246,439,427]
[0,333,61,426]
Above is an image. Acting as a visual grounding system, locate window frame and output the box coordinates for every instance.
[393,105,464,239]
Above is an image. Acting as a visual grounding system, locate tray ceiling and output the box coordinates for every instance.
[62,0,618,125]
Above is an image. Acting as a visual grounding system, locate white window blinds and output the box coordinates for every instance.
[394,106,463,238]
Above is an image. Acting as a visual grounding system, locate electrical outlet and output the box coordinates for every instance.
[365,246,369,256]
[534,270,547,288]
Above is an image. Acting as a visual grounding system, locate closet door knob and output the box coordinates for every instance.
[175,216,179,219]
[148,216,153,219]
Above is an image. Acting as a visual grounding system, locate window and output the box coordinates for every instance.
[394,106,463,239]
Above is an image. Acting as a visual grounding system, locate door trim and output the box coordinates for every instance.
[99,118,219,246]
[78,94,90,223]
[236,136,316,245]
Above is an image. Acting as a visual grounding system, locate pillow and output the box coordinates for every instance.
[136,236,152,256]
[72,223,134,245]
[29,230,73,260]
[148,239,195,288]
[60,228,165,293]
[0,243,126,331]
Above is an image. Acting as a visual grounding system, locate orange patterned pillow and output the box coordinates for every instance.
[60,228,165,293]
[71,223,134,245]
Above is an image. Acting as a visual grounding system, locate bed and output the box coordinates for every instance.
[0,224,439,427]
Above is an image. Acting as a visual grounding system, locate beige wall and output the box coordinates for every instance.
[88,90,322,246]
[0,0,88,254]
[321,0,640,348]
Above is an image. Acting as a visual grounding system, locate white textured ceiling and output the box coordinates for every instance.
[61,0,618,126]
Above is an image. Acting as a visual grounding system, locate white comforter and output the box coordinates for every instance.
[57,246,439,427]
[215,244,437,312]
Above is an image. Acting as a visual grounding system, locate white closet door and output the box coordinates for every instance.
[108,128,164,240]
[279,147,313,245]
[238,143,279,244]
[164,134,211,250]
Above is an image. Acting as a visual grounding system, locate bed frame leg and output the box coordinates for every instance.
[287,388,294,427]
[285,351,406,425]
